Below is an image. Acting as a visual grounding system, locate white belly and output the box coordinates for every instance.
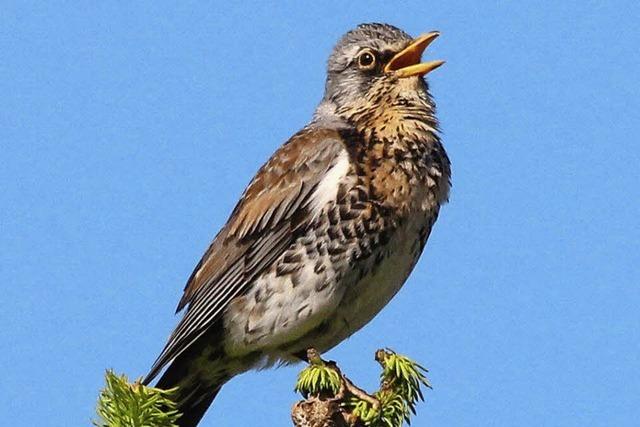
[222,212,432,364]
[309,217,426,352]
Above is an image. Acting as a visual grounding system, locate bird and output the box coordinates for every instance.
[143,23,451,427]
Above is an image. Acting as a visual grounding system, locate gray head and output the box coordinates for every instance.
[316,23,444,123]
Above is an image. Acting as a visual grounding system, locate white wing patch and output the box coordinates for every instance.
[308,149,351,220]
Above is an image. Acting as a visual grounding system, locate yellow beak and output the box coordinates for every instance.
[384,31,445,78]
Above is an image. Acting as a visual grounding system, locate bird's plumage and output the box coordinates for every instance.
[143,23,451,427]
[146,129,350,382]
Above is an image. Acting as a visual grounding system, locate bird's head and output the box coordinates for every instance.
[316,23,444,129]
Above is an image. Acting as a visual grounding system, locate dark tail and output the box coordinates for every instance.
[154,356,227,427]
[145,326,230,427]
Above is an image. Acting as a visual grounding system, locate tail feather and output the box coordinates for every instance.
[146,324,229,427]
[177,387,221,427]
[154,350,229,427]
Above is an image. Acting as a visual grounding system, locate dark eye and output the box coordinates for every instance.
[358,50,376,69]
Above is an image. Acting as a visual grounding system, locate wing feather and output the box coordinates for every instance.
[145,129,349,382]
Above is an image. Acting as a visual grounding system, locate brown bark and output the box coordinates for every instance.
[291,398,350,427]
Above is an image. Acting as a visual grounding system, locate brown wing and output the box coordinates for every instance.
[145,128,348,382]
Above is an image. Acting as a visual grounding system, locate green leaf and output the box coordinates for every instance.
[341,349,431,427]
[94,370,181,427]
[294,364,341,396]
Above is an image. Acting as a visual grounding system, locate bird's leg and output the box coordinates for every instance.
[293,350,310,363]
[305,347,329,365]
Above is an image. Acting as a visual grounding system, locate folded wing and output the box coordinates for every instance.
[145,129,350,383]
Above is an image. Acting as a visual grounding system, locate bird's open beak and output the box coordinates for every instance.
[384,31,444,78]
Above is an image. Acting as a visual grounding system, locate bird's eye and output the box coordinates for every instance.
[357,50,377,69]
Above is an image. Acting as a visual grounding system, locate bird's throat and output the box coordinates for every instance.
[337,78,439,146]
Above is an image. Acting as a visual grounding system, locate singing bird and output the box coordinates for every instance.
[143,23,451,426]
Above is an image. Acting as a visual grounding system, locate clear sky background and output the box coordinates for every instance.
[1,1,639,426]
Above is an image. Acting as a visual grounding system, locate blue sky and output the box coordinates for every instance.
[1,1,639,426]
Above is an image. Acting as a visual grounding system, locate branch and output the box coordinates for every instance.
[292,348,431,427]
[94,348,431,427]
